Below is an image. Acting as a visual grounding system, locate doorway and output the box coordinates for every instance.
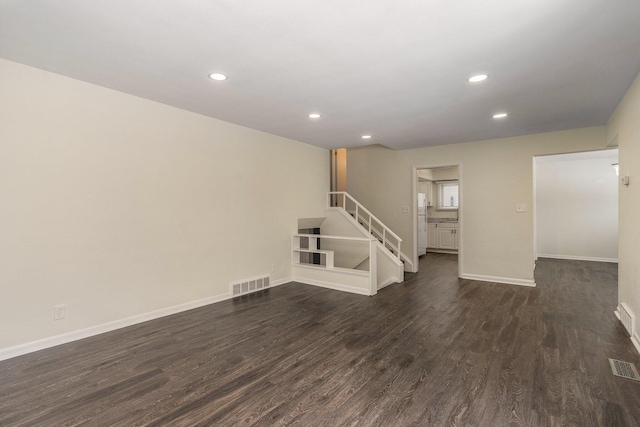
[533,149,618,263]
[413,165,462,275]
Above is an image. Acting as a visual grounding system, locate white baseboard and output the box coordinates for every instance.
[537,254,618,263]
[269,278,290,287]
[614,305,640,356]
[292,276,371,296]
[632,332,640,355]
[460,273,536,287]
[377,277,400,290]
[399,252,414,272]
[0,277,291,362]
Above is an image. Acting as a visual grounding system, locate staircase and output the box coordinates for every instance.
[292,192,406,296]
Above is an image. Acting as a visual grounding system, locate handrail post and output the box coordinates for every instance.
[342,192,346,210]
[397,241,401,260]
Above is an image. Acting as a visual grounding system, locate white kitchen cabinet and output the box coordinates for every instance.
[419,180,434,207]
[437,226,456,250]
[426,181,434,207]
[427,222,458,251]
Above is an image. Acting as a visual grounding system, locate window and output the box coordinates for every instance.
[437,181,458,210]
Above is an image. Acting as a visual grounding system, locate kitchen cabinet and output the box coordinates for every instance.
[437,225,457,250]
[426,181,434,207]
[419,180,434,207]
[427,222,458,251]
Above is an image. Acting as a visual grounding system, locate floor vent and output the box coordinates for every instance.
[231,275,270,297]
[619,303,635,336]
[609,358,640,381]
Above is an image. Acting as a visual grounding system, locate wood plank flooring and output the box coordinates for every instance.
[1,254,639,426]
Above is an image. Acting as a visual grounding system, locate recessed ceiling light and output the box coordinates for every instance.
[468,74,488,83]
[361,135,372,139]
[492,113,508,119]
[208,73,227,81]
[308,113,321,119]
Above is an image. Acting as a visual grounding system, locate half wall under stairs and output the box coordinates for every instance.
[292,193,406,296]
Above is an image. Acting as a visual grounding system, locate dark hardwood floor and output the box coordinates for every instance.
[1,254,639,426]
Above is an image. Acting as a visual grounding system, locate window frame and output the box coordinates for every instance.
[436,180,459,211]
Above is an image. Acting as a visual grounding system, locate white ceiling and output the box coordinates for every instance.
[1,0,640,150]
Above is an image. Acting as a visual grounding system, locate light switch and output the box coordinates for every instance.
[516,203,526,213]
[402,206,410,213]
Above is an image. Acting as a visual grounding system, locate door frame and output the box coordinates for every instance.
[412,163,463,275]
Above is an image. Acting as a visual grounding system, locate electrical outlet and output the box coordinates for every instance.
[54,304,66,320]
[516,203,527,213]
[271,263,276,272]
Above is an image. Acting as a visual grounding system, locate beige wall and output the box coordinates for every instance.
[0,59,329,351]
[607,71,640,339]
[432,167,459,181]
[336,148,347,192]
[348,127,607,284]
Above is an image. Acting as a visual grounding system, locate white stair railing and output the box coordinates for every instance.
[327,192,402,260]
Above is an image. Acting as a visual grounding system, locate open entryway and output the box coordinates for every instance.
[413,165,462,276]
[534,149,619,263]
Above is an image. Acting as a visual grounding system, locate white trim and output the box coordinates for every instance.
[412,163,463,276]
[377,277,398,290]
[426,249,458,255]
[0,277,291,362]
[399,251,413,271]
[615,305,640,355]
[411,167,419,273]
[292,276,371,296]
[292,263,370,277]
[632,332,640,355]
[533,157,538,264]
[537,254,618,263]
[460,273,536,287]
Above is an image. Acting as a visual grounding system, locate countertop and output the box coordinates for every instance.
[427,218,458,223]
